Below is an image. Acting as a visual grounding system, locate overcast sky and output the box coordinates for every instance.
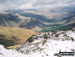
[0,0,75,11]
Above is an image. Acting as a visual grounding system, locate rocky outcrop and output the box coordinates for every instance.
[17,30,75,57]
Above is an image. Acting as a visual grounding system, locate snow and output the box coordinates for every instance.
[66,31,75,39]
[0,30,75,57]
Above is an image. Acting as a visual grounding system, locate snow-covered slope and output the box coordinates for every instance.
[0,30,75,57]
[0,45,27,57]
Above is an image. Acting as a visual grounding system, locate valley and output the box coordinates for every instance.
[0,11,75,32]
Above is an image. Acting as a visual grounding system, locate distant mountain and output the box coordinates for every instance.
[0,10,75,32]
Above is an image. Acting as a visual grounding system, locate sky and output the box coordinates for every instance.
[0,0,75,11]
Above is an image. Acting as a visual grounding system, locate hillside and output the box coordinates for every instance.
[0,27,36,47]
[0,29,75,57]
[0,11,75,32]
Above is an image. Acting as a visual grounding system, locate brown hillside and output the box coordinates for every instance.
[0,27,36,47]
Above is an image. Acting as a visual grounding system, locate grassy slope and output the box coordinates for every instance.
[0,27,36,47]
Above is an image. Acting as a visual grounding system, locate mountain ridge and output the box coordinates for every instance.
[0,11,75,32]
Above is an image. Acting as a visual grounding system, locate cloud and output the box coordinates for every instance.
[0,0,75,11]
[17,4,33,9]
